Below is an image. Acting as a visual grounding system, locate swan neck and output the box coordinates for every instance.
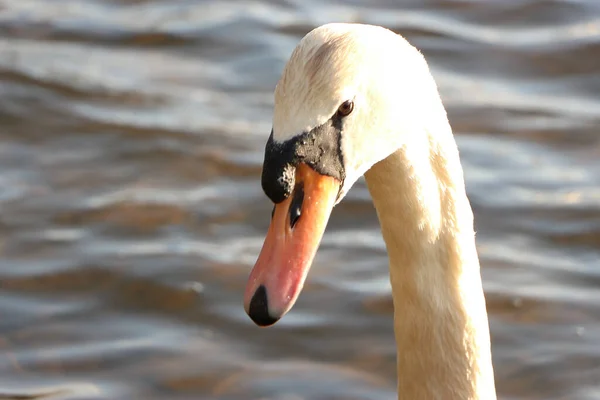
[364,135,496,400]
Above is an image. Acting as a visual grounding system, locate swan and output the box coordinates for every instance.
[243,23,496,399]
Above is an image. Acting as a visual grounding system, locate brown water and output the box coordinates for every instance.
[1,1,599,399]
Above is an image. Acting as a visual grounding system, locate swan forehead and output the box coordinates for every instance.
[272,23,399,142]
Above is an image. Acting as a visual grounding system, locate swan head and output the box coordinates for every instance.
[244,23,443,326]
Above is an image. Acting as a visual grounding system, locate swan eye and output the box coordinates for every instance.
[337,100,354,117]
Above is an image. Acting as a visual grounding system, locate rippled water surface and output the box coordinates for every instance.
[1,0,599,399]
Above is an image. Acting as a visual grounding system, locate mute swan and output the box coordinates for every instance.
[243,23,496,399]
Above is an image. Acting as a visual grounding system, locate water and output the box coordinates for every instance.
[0,0,599,399]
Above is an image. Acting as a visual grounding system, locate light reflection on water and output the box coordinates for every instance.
[0,0,599,399]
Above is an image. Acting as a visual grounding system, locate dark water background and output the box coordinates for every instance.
[1,0,599,399]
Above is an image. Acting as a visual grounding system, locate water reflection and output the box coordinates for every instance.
[0,0,599,399]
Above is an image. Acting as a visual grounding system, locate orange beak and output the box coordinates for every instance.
[244,163,341,326]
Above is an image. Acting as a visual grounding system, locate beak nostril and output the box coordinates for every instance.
[290,206,301,228]
[289,183,304,229]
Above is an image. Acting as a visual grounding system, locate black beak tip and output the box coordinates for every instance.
[247,285,280,327]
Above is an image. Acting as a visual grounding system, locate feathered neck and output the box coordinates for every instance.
[364,125,496,399]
